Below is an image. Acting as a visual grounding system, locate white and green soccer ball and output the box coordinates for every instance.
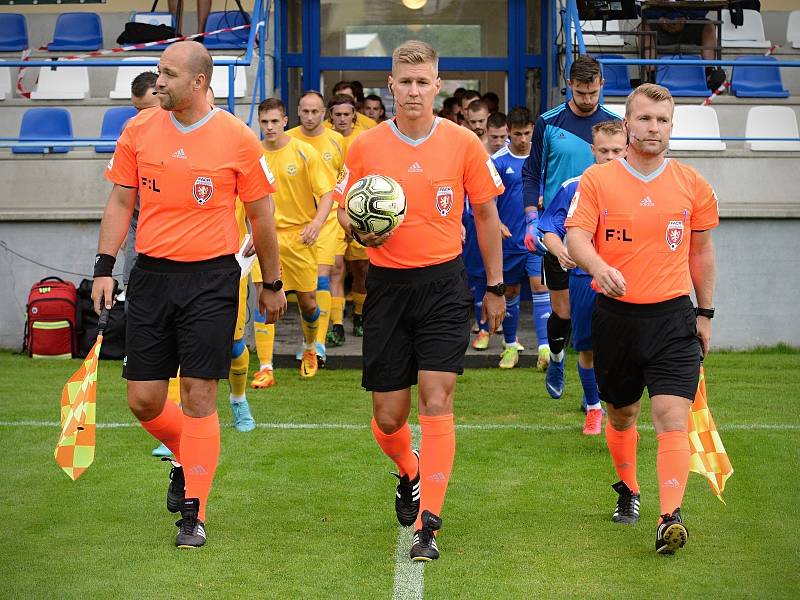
[345,174,406,236]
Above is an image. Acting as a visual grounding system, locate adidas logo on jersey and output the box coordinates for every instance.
[640,196,655,207]
[408,161,423,173]
[505,166,515,174]
[172,148,187,159]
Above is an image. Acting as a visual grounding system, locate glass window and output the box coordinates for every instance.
[285,68,306,127]
[320,0,508,57]
[321,70,507,114]
[525,68,542,118]
[287,0,303,53]
[526,0,542,54]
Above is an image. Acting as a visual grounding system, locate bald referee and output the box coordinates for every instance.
[91,41,287,549]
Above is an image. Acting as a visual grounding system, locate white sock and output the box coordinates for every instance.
[586,402,602,411]
[538,344,549,352]
[230,394,246,405]
[259,362,273,371]
[551,350,565,362]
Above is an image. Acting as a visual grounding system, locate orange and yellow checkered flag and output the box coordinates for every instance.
[688,366,733,502]
[54,309,108,481]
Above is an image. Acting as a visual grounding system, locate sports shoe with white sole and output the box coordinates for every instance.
[393,450,420,526]
[175,498,206,549]
[611,480,641,525]
[410,510,442,561]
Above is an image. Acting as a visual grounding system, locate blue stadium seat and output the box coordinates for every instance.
[655,55,709,97]
[730,56,790,98]
[47,13,103,51]
[598,55,632,96]
[95,106,137,153]
[13,108,73,154]
[203,11,250,49]
[0,13,28,51]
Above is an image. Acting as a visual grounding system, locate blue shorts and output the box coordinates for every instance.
[569,273,597,352]
[503,252,542,284]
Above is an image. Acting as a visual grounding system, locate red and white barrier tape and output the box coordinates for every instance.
[701,44,779,106]
[16,22,253,99]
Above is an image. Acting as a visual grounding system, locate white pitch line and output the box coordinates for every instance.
[1,421,799,432]
[392,527,424,600]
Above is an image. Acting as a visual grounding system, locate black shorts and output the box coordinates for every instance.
[361,257,473,392]
[592,295,703,408]
[123,254,240,381]
[542,252,569,291]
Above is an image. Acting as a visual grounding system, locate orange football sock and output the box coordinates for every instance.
[180,412,220,522]
[140,399,183,463]
[605,420,640,494]
[656,430,691,517]
[415,414,455,531]
[371,418,418,477]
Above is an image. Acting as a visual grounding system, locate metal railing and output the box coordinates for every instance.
[0,0,271,150]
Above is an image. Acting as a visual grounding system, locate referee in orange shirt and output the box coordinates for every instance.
[566,84,718,555]
[91,41,287,549]
[334,40,506,562]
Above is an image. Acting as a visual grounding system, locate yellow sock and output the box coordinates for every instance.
[301,308,320,346]
[316,290,331,346]
[254,321,275,369]
[229,345,249,397]
[167,374,181,405]
[331,296,345,326]
[352,292,367,317]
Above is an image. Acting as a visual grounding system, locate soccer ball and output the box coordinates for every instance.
[345,174,406,236]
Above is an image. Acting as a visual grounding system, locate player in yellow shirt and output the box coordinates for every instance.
[326,93,369,343]
[252,98,335,381]
[324,80,378,131]
[271,90,346,373]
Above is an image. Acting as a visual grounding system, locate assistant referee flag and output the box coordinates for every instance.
[688,366,733,502]
[54,309,109,481]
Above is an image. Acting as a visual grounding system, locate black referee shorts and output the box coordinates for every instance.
[123,254,240,381]
[592,295,703,409]
[361,257,473,392]
[542,252,569,291]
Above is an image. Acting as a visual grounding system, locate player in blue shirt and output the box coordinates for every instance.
[521,55,620,399]
[489,106,551,368]
[538,120,627,435]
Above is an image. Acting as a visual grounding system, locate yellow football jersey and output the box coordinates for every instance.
[263,137,335,230]
[286,126,345,185]
[339,127,366,158]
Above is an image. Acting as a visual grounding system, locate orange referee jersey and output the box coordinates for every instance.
[106,107,276,262]
[333,118,504,269]
[565,158,719,304]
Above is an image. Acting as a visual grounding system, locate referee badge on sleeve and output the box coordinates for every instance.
[567,192,580,218]
[335,165,350,195]
[666,220,684,251]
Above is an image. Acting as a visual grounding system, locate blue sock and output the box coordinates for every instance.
[503,294,520,345]
[578,364,600,408]
[533,292,551,348]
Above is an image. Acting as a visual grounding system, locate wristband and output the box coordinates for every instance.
[93,253,116,278]
[695,307,715,319]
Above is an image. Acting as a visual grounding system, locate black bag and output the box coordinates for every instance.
[76,279,127,360]
[117,1,176,45]
[117,22,176,45]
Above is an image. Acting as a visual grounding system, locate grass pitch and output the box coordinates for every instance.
[1,349,798,599]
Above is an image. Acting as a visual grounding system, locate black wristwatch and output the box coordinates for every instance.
[696,307,715,319]
[263,279,283,292]
[486,282,507,297]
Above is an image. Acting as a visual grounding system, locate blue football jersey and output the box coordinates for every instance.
[522,103,620,210]
[461,197,485,278]
[538,176,588,276]
[492,146,528,257]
